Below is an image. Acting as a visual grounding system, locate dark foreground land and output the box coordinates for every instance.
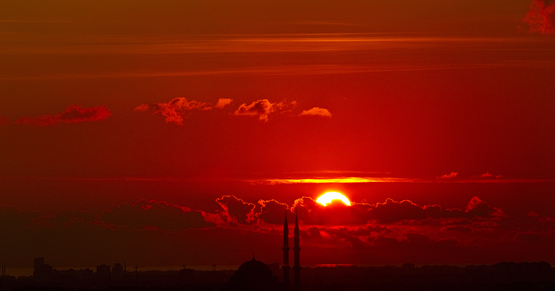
[1,262,554,291]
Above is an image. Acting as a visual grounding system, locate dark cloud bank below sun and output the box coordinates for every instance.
[1,194,554,267]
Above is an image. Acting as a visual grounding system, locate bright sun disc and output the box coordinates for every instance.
[316,192,351,206]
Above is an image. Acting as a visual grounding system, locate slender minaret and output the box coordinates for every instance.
[293,212,301,291]
[282,212,290,289]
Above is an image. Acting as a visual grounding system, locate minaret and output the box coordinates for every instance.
[282,212,290,289]
[293,212,301,291]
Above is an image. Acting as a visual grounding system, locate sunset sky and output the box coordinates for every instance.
[1,0,555,271]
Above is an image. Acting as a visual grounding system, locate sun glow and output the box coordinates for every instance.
[316,192,351,206]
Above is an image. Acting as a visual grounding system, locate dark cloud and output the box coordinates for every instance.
[528,210,540,217]
[15,105,111,126]
[302,226,375,250]
[0,116,8,125]
[442,219,474,226]
[368,197,506,224]
[369,199,441,224]
[292,196,371,225]
[345,236,366,250]
[289,195,505,226]
[233,99,296,122]
[0,194,550,267]
[465,196,506,218]
[322,227,353,239]
[135,97,211,125]
[368,233,460,250]
[300,225,389,241]
[43,210,98,229]
[368,235,400,247]
[441,219,499,232]
[0,205,39,231]
[350,225,391,236]
[101,199,213,230]
[506,230,554,242]
[306,226,321,238]
[523,0,555,34]
[255,199,292,225]
[442,225,473,232]
[215,195,256,224]
[291,196,318,220]
[539,216,555,222]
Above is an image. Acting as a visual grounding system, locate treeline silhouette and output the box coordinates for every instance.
[1,260,554,291]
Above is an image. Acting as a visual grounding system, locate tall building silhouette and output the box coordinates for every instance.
[96,264,111,281]
[293,212,301,291]
[33,257,44,274]
[282,212,290,289]
[33,257,53,281]
[112,263,124,280]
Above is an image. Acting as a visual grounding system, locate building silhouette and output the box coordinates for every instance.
[33,257,53,281]
[229,254,280,290]
[292,212,301,291]
[229,212,301,291]
[282,212,290,289]
[112,263,124,280]
[96,264,111,281]
[283,212,301,291]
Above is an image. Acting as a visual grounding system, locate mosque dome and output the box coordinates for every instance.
[237,258,272,277]
[229,256,279,290]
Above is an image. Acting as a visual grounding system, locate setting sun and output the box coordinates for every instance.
[316,192,352,206]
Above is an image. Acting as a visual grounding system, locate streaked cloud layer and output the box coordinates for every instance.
[1,34,553,82]
[1,34,550,56]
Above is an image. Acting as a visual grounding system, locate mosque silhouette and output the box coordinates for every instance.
[228,213,300,291]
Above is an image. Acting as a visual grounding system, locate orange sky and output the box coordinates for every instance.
[0,0,555,269]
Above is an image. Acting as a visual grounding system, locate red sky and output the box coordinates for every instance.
[1,0,555,270]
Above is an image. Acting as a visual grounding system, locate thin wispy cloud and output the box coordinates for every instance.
[0,34,540,56]
[15,105,111,126]
[1,175,551,184]
[244,174,553,185]
[7,63,550,82]
[247,177,412,185]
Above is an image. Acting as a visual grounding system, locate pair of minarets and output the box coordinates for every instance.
[282,212,300,291]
